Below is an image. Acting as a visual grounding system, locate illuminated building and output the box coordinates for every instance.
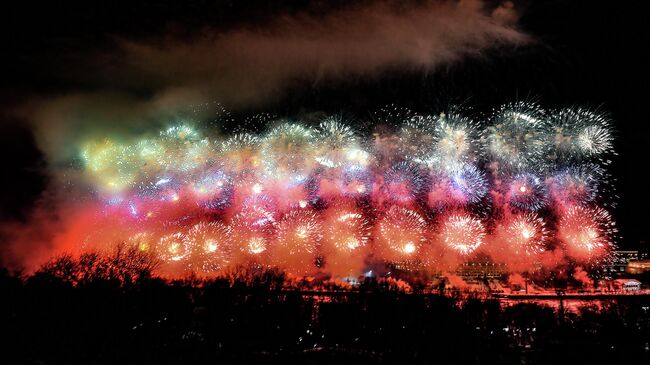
[612,279,642,291]
[626,260,650,274]
[456,260,506,279]
[606,250,639,274]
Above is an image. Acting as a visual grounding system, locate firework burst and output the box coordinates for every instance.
[185,221,231,273]
[431,112,482,171]
[548,165,601,206]
[448,164,488,205]
[220,133,262,171]
[398,114,437,164]
[314,116,359,168]
[261,123,316,179]
[157,231,191,264]
[323,207,371,253]
[375,206,428,270]
[383,161,428,205]
[321,205,372,276]
[127,231,157,254]
[191,169,234,210]
[340,165,373,199]
[506,173,548,211]
[273,209,323,275]
[437,211,485,256]
[558,205,616,262]
[485,102,547,172]
[546,107,614,162]
[230,207,276,263]
[498,212,548,256]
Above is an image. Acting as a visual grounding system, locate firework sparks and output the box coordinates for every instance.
[498,212,548,256]
[273,209,323,275]
[438,211,485,255]
[548,165,601,205]
[485,102,547,172]
[185,221,231,273]
[63,102,618,278]
[507,173,548,211]
[321,204,371,276]
[157,232,191,263]
[382,161,428,205]
[375,206,428,270]
[547,107,614,163]
[558,205,616,262]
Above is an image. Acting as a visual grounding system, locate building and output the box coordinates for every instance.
[613,279,642,291]
[456,261,506,279]
[606,250,639,274]
[627,260,650,274]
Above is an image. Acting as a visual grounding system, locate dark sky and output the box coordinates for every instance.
[0,0,648,249]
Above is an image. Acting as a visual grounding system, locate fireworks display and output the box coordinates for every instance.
[494,212,548,257]
[557,205,616,262]
[65,102,618,278]
[437,211,486,256]
[375,206,429,271]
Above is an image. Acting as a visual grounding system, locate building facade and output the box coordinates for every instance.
[606,250,639,274]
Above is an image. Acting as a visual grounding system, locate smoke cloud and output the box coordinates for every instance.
[17,0,528,165]
[110,0,528,106]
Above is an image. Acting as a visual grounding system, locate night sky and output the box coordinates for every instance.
[0,0,648,250]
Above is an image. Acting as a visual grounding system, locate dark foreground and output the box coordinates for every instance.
[1,256,649,365]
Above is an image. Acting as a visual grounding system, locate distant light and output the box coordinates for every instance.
[296,227,308,239]
[345,238,360,250]
[155,178,171,186]
[205,240,218,253]
[248,237,266,254]
[403,242,416,254]
[252,183,263,194]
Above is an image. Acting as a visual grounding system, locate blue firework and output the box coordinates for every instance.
[507,173,548,211]
[341,165,374,198]
[449,164,488,204]
[383,161,428,204]
[548,164,601,205]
